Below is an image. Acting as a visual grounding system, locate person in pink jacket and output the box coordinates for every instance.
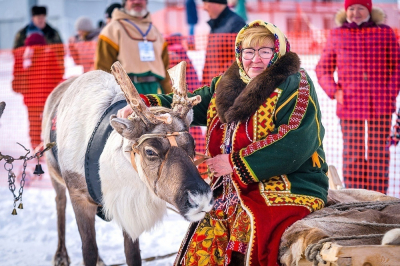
[316,0,400,194]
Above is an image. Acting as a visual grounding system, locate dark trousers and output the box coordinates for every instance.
[340,116,391,194]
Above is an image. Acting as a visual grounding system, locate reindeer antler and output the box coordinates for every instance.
[111,62,171,125]
[168,61,201,118]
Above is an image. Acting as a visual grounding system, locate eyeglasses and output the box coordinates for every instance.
[242,47,274,60]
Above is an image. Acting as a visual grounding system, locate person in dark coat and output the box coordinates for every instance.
[13,6,63,49]
[316,0,400,194]
[203,0,245,34]
[201,0,246,85]
[105,3,122,25]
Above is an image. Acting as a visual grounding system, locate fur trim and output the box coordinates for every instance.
[335,7,385,26]
[215,52,300,124]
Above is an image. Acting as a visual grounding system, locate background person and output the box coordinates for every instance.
[104,3,122,25]
[185,0,198,50]
[118,20,328,266]
[95,0,172,94]
[185,0,198,36]
[12,33,64,150]
[228,0,248,22]
[68,16,100,73]
[69,16,100,43]
[201,0,245,85]
[316,0,400,194]
[13,5,63,49]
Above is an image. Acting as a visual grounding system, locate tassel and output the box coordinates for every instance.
[311,151,321,168]
[18,203,23,209]
[11,208,17,215]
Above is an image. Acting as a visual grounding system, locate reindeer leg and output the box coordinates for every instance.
[123,231,141,266]
[68,187,99,266]
[51,177,70,266]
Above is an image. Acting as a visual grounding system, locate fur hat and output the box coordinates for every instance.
[105,3,122,19]
[25,32,46,46]
[31,6,47,16]
[202,0,228,4]
[344,0,372,13]
[75,17,94,32]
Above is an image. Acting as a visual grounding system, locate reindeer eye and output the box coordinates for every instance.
[145,149,158,157]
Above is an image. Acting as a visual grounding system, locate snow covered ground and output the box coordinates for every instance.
[0,50,399,266]
[0,186,189,266]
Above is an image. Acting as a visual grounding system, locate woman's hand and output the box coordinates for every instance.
[335,89,343,105]
[205,154,233,177]
[117,105,134,118]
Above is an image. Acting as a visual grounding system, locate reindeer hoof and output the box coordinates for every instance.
[52,252,70,266]
[97,256,106,266]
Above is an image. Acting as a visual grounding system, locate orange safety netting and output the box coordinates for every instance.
[1,32,399,196]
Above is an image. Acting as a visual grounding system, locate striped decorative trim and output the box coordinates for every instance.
[99,34,119,52]
[231,178,256,266]
[206,95,217,127]
[231,151,258,185]
[258,175,325,212]
[206,77,222,126]
[256,89,282,141]
[145,94,161,106]
[139,95,151,106]
[242,70,310,157]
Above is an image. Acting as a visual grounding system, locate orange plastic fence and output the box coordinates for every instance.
[0,32,399,196]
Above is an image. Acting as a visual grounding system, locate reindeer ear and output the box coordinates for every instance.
[184,109,194,128]
[110,115,146,140]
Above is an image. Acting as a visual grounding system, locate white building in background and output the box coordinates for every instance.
[0,0,166,49]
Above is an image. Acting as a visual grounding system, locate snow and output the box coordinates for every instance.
[0,186,189,266]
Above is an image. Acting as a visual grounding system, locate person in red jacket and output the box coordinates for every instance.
[316,0,400,194]
[12,32,64,150]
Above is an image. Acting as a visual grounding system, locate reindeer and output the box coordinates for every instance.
[41,62,214,266]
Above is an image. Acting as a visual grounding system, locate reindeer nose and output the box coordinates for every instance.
[185,189,214,222]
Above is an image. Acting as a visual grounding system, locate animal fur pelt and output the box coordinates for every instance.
[215,52,300,124]
[279,189,400,266]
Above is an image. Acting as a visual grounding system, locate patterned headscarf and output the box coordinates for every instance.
[235,20,291,84]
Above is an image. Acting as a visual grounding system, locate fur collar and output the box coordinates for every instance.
[335,7,385,26]
[215,52,300,124]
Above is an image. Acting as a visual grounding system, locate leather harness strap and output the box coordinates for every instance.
[194,152,210,166]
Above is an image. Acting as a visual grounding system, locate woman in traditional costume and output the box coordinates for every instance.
[119,20,329,266]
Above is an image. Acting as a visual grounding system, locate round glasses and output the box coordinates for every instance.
[242,47,274,60]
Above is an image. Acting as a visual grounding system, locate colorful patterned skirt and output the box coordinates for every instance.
[175,175,325,266]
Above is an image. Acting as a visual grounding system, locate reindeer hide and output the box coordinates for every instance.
[279,189,400,266]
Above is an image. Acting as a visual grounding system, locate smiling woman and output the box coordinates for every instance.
[118,20,329,266]
[240,26,275,78]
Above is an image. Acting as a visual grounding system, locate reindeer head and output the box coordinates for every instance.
[109,62,213,222]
